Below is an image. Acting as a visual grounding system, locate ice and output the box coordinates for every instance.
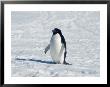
[11,11,100,77]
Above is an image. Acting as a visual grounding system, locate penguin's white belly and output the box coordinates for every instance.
[50,34,64,63]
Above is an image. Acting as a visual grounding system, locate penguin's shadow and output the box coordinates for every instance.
[15,58,56,64]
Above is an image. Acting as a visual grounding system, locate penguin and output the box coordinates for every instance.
[44,28,70,65]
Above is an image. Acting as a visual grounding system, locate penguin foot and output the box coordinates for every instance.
[63,62,72,65]
[53,61,72,65]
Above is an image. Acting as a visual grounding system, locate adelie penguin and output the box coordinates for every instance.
[44,28,71,65]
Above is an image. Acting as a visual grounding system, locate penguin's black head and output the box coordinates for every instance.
[52,28,62,35]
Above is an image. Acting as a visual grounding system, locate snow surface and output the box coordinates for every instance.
[11,11,100,77]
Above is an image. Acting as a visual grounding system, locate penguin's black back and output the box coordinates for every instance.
[60,34,66,50]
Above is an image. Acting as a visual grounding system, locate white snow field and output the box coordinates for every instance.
[11,11,100,77]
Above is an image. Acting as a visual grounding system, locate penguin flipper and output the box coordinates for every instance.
[44,44,50,54]
[63,50,71,65]
[63,51,67,64]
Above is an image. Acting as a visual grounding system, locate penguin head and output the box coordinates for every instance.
[52,28,62,35]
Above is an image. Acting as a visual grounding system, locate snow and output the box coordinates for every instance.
[11,11,100,77]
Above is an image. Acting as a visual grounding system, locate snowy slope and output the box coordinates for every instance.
[11,11,100,77]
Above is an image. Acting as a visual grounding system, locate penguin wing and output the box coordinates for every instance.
[60,35,67,64]
[61,35,66,50]
[44,44,50,54]
[64,49,67,62]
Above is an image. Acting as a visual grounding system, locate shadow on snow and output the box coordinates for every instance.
[15,58,56,64]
